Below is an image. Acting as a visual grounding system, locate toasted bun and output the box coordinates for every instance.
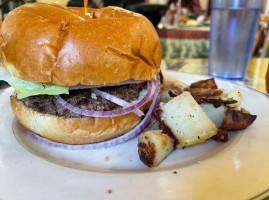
[0,3,161,86]
[10,95,150,144]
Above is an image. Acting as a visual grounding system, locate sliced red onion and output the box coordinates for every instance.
[55,80,154,118]
[70,79,145,90]
[26,82,161,150]
[91,88,144,117]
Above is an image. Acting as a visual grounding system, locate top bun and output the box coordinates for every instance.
[0,3,161,86]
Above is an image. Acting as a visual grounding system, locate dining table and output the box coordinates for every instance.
[1,2,269,199]
[163,57,269,94]
[0,58,268,200]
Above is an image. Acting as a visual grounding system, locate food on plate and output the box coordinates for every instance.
[138,77,257,167]
[190,87,224,102]
[156,92,218,149]
[0,3,162,145]
[190,77,218,89]
[160,76,189,102]
[221,87,242,109]
[221,108,257,131]
[211,129,228,142]
[189,78,242,108]
[138,130,174,167]
[201,103,256,131]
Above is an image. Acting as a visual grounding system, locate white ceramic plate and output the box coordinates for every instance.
[0,71,269,200]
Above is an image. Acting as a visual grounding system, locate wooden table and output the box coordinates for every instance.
[164,58,269,94]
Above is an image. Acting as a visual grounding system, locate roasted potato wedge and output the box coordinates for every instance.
[160,77,189,102]
[197,98,237,107]
[156,92,218,149]
[160,88,175,103]
[190,88,224,102]
[221,108,257,131]
[162,76,189,90]
[211,129,229,142]
[221,87,242,109]
[138,130,174,167]
[190,78,218,89]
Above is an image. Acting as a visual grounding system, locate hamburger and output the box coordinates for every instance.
[0,3,161,147]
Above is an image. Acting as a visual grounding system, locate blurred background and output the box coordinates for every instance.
[1,0,268,59]
[0,0,268,92]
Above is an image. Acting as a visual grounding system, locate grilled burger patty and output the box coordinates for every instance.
[19,82,147,118]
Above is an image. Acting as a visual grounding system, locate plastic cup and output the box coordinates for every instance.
[208,0,263,80]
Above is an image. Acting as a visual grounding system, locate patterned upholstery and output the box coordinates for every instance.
[157,27,210,59]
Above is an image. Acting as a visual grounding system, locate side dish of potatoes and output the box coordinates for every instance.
[138,77,257,167]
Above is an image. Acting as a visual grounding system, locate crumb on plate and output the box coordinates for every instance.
[105,156,109,161]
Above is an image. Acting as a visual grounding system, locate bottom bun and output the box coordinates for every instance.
[10,95,149,144]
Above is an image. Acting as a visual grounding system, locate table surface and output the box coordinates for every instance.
[164,58,269,94]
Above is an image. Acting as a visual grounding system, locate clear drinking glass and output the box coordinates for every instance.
[208,0,263,80]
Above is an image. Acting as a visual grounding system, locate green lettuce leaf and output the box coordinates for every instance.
[0,68,69,99]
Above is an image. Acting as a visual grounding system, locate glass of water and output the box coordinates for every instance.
[208,0,263,80]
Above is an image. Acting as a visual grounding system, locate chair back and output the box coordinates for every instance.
[259,14,269,58]
[252,14,269,57]
[103,0,125,7]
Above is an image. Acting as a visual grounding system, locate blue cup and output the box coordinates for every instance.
[208,0,263,80]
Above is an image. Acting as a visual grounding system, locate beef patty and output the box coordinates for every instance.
[19,82,147,118]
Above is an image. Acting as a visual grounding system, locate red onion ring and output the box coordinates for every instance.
[26,80,161,150]
[91,88,144,117]
[55,80,154,118]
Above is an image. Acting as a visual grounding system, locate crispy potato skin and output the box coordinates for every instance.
[190,78,218,89]
[155,92,217,149]
[155,108,179,145]
[160,76,189,103]
[221,109,257,131]
[190,88,223,101]
[138,141,156,167]
[224,87,242,109]
[138,130,174,167]
[211,129,229,142]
